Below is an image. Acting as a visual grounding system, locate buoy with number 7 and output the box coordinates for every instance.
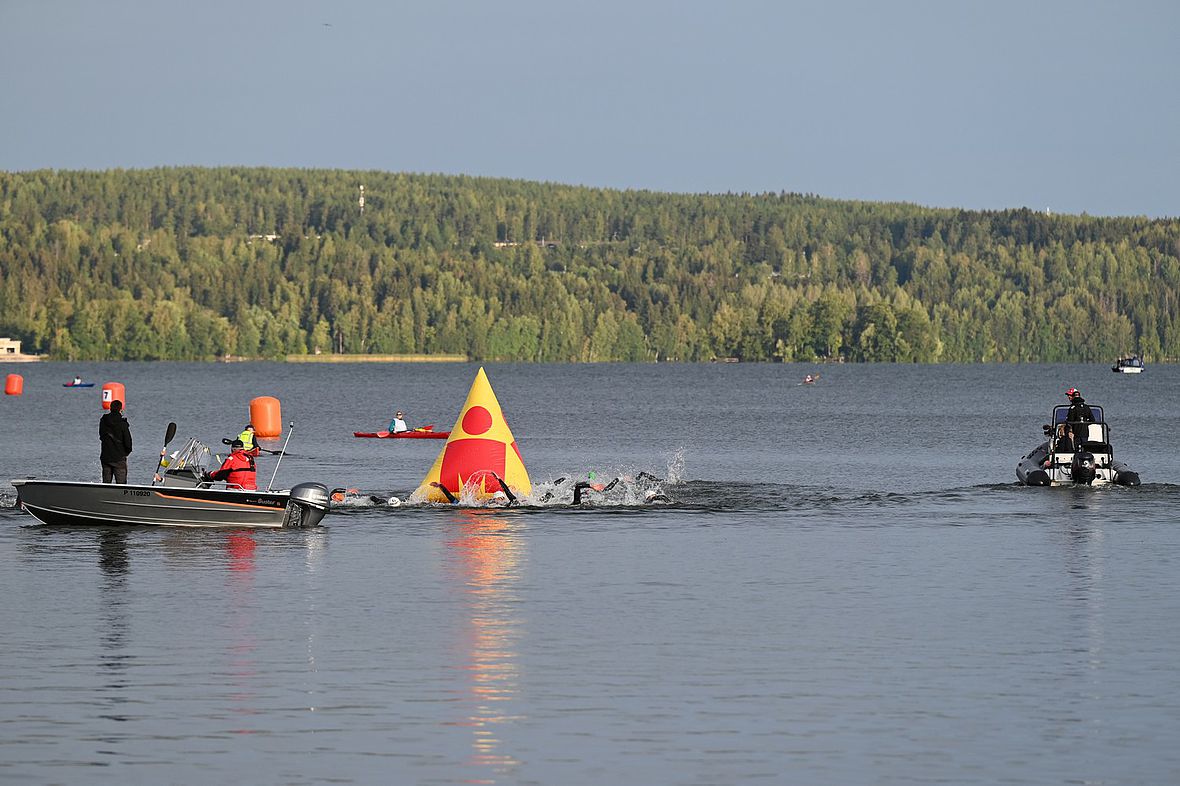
[412,367,530,503]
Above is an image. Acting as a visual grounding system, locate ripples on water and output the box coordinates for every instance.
[3,363,1180,784]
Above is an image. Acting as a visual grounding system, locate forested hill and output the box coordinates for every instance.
[1,167,1178,363]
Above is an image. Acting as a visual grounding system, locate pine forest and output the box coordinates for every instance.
[1,168,1178,363]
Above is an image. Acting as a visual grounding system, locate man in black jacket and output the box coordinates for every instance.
[99,399,133,484]
[1065,387,1094,444]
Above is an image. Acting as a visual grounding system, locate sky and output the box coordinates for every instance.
[2,0,1177,217]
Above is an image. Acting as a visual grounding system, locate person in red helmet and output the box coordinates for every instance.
[1065,387,1095,444]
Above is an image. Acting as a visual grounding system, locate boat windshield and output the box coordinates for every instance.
[163,438,215,473]
[1052,404,1104,424]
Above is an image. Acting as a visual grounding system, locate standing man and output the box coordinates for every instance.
[1065,387,1095,443]
[99,399,133,484]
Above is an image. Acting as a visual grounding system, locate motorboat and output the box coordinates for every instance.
[12,480,330,528]
[1016,403,1140,487]
[1112,355,1145,373]
[11,437,330,528]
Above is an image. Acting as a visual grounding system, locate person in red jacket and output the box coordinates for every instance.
[209,439,260,490]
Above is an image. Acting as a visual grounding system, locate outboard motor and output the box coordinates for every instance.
[1070,451,1097,485]
[284,482,331,527]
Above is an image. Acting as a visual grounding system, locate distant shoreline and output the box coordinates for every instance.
[16,357,1174,365]
[283,354,467,363]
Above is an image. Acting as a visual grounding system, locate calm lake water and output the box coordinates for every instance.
[2,361,1178,784]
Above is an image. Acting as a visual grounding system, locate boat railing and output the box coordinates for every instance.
[1052,404,1104,425]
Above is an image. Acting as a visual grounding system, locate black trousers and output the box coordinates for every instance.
[102,459,128,484]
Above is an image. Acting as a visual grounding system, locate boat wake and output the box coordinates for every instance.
[325,477,1180,517]
[6,479,1180,524]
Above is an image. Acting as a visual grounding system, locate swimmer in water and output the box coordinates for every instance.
[429,472,519,506]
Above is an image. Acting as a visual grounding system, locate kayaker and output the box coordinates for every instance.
[237,423,256,451]
[98,400,133,484]
[208,439,260,490]
[72,375,82,386]
[389,410,408,433]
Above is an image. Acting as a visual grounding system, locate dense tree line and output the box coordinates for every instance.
[0,167,1177,362]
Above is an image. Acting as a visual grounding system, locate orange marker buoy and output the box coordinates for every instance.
[101,382,126,410]
[250,396,282,438]
[5,374,23,396]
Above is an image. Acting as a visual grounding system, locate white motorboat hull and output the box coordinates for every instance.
[1016,442,1140,487]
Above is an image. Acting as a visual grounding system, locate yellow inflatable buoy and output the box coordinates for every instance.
[413,367,530,503]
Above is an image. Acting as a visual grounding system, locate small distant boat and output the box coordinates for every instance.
[1112,355,1145,373]
[62,381,94,388]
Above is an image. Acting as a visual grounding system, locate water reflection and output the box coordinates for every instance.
[445,512,526,783]
[302,529,328,682]
[97,529,132,722]
[223,531,260,734]
[1045,514,1108,746]
[1059,516,1107,668]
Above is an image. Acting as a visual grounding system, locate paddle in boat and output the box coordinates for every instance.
[11,423,331,528]
[1016,402,1140,487]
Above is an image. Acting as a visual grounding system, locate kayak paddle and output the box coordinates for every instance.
[221,437,291,457]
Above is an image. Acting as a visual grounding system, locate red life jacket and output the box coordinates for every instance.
[216,449,257,490]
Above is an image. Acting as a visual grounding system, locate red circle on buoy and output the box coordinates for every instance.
[462,406,493,435]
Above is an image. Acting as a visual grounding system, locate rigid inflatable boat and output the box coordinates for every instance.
[1016,403,1140,487]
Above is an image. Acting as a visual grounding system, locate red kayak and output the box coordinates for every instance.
[353,426,449,439]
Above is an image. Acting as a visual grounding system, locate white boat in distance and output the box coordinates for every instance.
[1112,355,1145,373]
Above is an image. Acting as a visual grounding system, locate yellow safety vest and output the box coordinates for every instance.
[238,429,255,450]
